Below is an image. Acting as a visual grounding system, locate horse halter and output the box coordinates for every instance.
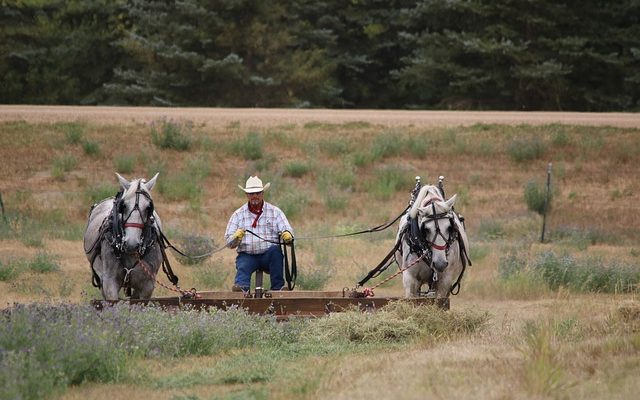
[120,182,154,230]
[113,181,156,256]
[420,198,457,255]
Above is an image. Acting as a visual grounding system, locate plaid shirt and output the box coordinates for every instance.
[225,202,293,254]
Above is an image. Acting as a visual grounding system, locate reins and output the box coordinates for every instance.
[292,205,410,241]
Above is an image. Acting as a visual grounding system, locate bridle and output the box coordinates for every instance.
[420,197,457,255]
[112,180,156,257]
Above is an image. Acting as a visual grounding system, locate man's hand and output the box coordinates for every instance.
[228,228,245,248]
[280,230,293,244]
[233,228,245,241]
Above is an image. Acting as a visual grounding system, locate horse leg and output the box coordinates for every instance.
[132,274,155,299]
[101,275,121,300]
[402,272,420,298]
[99,248,122,300]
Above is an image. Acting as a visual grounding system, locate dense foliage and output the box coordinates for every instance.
[1,0,639,110]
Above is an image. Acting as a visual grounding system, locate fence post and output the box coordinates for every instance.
[540,162,552,243]
[0,192,6,223]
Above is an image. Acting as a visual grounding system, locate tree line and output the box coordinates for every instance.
[1,0,639,111]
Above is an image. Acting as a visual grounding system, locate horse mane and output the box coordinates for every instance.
[409,185,443,218]
[122,178,147,199]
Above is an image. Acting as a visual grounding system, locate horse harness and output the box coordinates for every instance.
[87,183,179,294]
[402,194,471,295]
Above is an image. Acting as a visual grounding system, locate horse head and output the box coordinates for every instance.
[413,186,458,273]
[115,172,159,255]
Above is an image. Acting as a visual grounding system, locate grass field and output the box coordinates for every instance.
[0,108,638,400]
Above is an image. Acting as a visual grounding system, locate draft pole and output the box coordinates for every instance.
[540,162,552,243]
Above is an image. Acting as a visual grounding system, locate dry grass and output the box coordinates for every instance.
[1,108,639,399]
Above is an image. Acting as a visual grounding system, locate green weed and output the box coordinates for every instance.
[150,119,192,151]
[507,137,546,162]
[230,131,263,160]
[114,154,136,174]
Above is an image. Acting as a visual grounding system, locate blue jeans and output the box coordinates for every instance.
[234,245,284,291]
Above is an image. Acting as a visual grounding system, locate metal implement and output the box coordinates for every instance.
[92,290,449,319]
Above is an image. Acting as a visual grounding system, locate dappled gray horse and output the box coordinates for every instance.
[83,173,163,300]
[395,185,471,298]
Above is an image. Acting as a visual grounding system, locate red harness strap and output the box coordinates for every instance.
[123,222,145,229]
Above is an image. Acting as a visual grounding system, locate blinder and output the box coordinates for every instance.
[108,185,157,257]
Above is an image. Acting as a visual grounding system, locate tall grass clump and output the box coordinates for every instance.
[150,119,192,151]
[371,131,404,160]
[532,251,640,293]
[51,154,77,180]
[0,259,26,281]
[82,139,100,156]
[318,137,353,157]
[85,183,116,204]
[283,161,312,178]
[230,131,263,160]
[370,166,413,200]
[59,122,84,144]
[28,251,60,273]
[507,137,546,162]
[114,154,136,174]
[517,320,569,397]
[477,219,505,240]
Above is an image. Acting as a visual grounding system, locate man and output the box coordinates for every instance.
[225,176,294,292]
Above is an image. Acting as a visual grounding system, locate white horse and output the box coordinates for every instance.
[83,173,164,300]
[395,185,471,298]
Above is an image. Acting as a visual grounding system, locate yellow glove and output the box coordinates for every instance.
[280,230,293,244]
[232,228,245,241]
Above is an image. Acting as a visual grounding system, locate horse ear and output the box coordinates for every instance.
[444,194,457,210]
[144,172,159,191]
[116,173,130,190]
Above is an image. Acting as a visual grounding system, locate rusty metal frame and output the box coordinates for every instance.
[92,290,449,318]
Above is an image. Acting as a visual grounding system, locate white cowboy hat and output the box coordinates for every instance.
[238,176,271,193]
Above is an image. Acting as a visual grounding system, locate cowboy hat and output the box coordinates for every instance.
[238,176,271,193]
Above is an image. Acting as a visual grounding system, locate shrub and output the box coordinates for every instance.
[150,119,192,151]
[498,250,527,279]
[524,180,551,215]
[173,235,215,265]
